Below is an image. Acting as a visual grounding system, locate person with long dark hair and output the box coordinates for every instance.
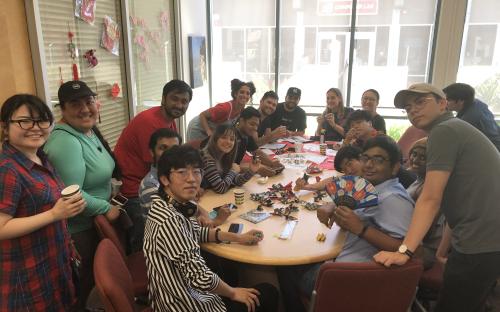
[187,79,256,141]
[44,81,121,309]
[0,94,85,311]
[315,88,353,141]
[201,124,260,194]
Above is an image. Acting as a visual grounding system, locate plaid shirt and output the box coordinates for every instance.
[0,143,76,311]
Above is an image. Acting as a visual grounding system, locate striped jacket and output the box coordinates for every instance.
[143,194,226,311]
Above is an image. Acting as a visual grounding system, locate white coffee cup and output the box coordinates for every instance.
[61,184,80,199]
[233,188,245,205]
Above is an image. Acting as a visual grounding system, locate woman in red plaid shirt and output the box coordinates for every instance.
[0,94,86,311]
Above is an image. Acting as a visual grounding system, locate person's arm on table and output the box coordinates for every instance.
[204,157,239,194]
[256,149,282,169]
[160,219,260,312]
[373,170,450,266]
[234,160,260,186]
[295,176,333,191]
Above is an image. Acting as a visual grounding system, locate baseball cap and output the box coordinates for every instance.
[58,80,97,104]
[286,87,301,97]
[394,83,446,109]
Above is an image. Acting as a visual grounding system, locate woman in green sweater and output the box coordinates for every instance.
[44,81,120,309]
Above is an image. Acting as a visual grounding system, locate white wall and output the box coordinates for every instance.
[179,0,211,133]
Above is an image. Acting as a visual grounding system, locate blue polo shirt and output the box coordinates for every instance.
[335,178,415,262]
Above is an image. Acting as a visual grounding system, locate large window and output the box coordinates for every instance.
[212,0,276,103]
[128,1,176,113]
[350,0,438,121]
[210,0,439,136]
[457,0,500,116]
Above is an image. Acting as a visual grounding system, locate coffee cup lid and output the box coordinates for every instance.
[61,184,80,197]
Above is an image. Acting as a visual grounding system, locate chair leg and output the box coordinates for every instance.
[308,290,317,312]
[412,299,428,312]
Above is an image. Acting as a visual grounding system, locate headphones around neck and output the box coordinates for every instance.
[166,195,198,218]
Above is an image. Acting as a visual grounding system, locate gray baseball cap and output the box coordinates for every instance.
[394,83,446,109]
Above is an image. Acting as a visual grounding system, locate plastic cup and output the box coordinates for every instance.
[233,188,245,205]
[61,184,80,199]
[319,143,327,156]
[295,142,303,153]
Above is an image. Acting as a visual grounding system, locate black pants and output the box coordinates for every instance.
[276,264,321,312]
[435,249,500,312]
[202,250,240,287]
[123,197,144,253]
[224,283,279,312]
[71,227,99,311]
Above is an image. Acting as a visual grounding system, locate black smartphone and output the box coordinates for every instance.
[228,223,243,234]
[111,194,128,206]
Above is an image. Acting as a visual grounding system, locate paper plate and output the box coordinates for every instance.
[325,175,378,210]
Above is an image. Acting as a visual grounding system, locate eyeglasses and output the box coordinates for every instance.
[10,118,52,130]
[360,154,389,165]
[410,150,426,162]
[403,96,435,113]
[171,168,203,179]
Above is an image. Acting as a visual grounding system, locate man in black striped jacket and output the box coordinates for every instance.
[143,144,277,312]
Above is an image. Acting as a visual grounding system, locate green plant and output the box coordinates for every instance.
[475,73,500,112]
[387,124,409,142]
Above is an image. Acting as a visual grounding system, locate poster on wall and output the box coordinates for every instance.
[188,36,207,88]
[101,15,120,56]
[75,0,97,25]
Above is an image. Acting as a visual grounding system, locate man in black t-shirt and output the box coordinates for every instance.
[235,107,284,177]
[269,87,307,135]
[256,91,288,146]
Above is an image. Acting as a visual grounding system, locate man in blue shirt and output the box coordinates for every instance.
[443,82,500,151]
[139,128,182,213]
[277,136,415,312]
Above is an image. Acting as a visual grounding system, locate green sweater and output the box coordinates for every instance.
[44,124,115,234]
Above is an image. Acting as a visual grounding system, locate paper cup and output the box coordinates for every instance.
[295,142,303,153]
[111,178,122,197]
[233,188,245,205]
[319,143,327,156]
[61,184,80,199]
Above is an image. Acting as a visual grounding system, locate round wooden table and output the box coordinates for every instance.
[199,163,347,266]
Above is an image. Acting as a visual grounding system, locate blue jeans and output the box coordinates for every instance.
[123,197,144,253]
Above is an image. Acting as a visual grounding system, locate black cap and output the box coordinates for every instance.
[286,87,301,97]
[58,81,97,104]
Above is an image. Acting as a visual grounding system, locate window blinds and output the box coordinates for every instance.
[39,0,129,147]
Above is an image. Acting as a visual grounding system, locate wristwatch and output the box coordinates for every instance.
[398,244,414,258]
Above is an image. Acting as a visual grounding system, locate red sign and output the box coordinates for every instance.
[318,0,378,16]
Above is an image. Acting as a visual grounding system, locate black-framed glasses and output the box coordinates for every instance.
[10,119,52,130]
[170,168,203,179]
[360,154,389,165]
[410,150,426,162]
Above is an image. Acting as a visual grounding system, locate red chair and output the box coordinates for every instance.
[309,260,423,312]
[94,239,151,312]
[94,215,148,296]
[414,261,445,311]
